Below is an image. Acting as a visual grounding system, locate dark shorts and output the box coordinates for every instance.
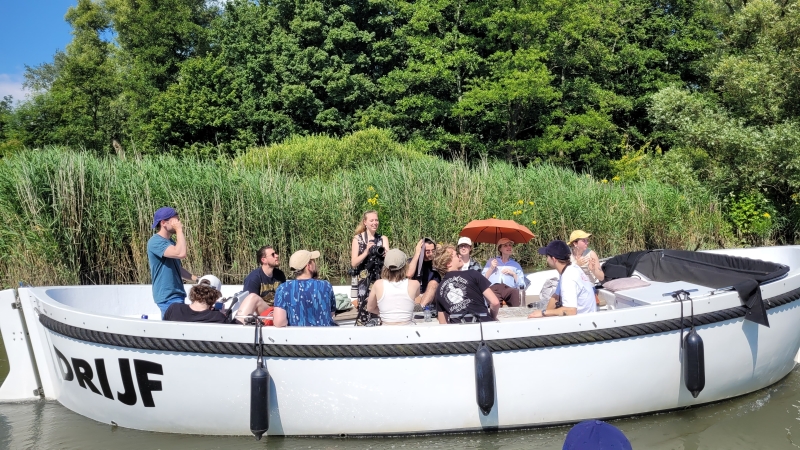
[489,284,521,307]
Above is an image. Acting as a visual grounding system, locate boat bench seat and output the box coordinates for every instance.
[601,280,715,309]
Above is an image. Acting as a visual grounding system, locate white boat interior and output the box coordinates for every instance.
[1,245,799,437]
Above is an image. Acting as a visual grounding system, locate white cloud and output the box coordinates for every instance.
[0,74,29,103]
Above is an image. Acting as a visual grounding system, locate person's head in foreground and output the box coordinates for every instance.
[562,419,631,450]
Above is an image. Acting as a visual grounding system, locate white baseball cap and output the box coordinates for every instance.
[198,274,222,291]
[457,236,473,247]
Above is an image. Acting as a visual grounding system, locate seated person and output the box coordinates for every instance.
[406,237,442,312]
[433,245,501,324]
[164,280,227,323]
[528,240,597,318]
[243,245,286,306]
[457,237,482,271]
[272,250,336,327]
[166,275,271,324]
[567,230,604,284]
[482,238,527,307]
[568,229,605,307]
[366,249,421,325]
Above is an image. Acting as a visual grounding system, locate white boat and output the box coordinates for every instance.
[1,246,799,437]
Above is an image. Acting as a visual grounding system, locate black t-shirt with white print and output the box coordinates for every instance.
[435,270,495,323]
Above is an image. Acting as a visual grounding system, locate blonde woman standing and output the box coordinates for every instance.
[350,210,389,325]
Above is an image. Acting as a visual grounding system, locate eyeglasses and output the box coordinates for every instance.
[500,243,513,248]
[270,253,278,257]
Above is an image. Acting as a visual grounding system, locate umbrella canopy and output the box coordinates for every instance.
[459,219,535,244]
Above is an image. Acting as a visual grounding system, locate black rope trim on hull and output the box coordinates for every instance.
[38,286,800,358]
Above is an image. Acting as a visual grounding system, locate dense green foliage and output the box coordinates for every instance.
[3,0,800,243]
[235,128,430,177]
[4,0,715,163]
[609,0,800,241]
[0,149,729,287]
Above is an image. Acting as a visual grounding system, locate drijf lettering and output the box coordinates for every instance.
[53,346,163,407]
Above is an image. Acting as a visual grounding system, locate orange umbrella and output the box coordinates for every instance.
[459,219,535,244]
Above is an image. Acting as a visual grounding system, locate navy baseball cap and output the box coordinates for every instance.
[563,420,632,450]
[538,240,571,260]
[151,207,178,229]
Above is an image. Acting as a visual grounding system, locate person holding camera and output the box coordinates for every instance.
[350,210,389,325]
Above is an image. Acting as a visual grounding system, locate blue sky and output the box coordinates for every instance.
[0,1,77,102]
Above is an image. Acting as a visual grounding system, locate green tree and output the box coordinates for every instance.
[12,0,119,152]
[647,0,800,240]
[105,0,216,148]
[145,0,401,154]
[0,96,11,141]
[536,0,718,170]
[360,0,487,155]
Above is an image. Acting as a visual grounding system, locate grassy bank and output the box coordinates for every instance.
[0,149,732,287]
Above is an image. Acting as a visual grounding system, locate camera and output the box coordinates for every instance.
[364,245,386,273]
[369,245,386,258]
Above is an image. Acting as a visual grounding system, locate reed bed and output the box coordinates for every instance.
[0,149,731,287]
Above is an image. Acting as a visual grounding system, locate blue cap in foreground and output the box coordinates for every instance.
[563,420,632,450]
[151,207,178,229]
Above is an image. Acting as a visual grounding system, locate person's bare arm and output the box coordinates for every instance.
[179,267,196,282]
[419,280,439,307]
[351,236,372,267]
[482,287,501,319]
[366,281,381,314]
[406,239,424,278]
[528,306,577,318]
[483,257,498,279]
[589,251,604,282]
[273,307,288,327]
[437,311,447,324]
[162,218,187,259]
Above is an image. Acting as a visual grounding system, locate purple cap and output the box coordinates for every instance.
[538,240,571,260]
[151,207,178,229]
[563,420,631,450]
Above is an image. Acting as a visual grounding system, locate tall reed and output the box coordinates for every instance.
[0,149,732,287]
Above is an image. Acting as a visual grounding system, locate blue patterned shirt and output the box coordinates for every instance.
[274,279,336,326]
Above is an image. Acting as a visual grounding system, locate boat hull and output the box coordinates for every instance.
[9,245,800,436]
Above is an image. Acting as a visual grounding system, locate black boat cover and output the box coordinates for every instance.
[602,250,790,327]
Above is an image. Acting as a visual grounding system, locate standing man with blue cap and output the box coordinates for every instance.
[148,206,197,317]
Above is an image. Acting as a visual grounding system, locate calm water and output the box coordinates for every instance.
[2,336,800,449]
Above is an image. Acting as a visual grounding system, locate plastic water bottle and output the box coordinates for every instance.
[141,314,148,319]
[423,306,432,322]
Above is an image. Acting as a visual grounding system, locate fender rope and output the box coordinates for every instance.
[39,286,800,358]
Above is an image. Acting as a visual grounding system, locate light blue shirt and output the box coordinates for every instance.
[147,234,186,305]
[482,257,527,288]
[274,279,336,326]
